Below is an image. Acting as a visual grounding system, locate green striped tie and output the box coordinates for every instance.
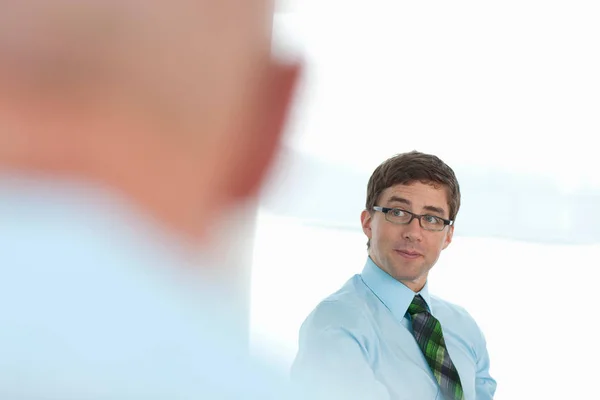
[408,295,464,400]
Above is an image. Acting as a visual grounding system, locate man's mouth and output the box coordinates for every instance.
[394,249,422,259]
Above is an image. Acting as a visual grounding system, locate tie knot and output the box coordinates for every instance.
[407,295,429,316]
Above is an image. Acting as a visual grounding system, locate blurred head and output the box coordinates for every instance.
[360,151,460,291]
[0,0,299,242]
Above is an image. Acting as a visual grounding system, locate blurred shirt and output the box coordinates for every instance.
[0,174,291,399]
[291,257,497,400]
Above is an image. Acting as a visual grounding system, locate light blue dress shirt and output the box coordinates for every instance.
[0,175,293,399]
[291,257,497,400]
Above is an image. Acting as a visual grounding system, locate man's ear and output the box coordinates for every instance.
[225,60,300,202]
[442,224,454,250]
[361,209,373,240]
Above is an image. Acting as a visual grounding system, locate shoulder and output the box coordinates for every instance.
[0,185,294,398]
[300,275,375,333]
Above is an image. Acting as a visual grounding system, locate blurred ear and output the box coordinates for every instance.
[225,60,300,203]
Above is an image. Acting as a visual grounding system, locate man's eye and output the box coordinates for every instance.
[391,209,406,217]
[424,215,442,224]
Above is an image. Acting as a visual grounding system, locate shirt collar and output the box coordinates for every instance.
[360,257,432,321]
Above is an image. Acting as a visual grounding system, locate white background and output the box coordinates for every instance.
[251,2,600,399]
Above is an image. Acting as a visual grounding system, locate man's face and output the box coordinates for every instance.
[361,181,454,292]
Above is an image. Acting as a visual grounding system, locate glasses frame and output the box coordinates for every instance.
[372,206,453,231]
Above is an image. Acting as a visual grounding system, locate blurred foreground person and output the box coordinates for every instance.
[0,0,299,398]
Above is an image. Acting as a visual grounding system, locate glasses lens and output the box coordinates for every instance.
[421,215,445,231]
[386,208,412,224]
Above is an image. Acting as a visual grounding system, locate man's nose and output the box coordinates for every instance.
[402,216,423,242]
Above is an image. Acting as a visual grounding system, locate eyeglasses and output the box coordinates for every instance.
[372,207,453,232]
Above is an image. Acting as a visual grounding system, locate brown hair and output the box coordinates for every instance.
[366,150,461,220]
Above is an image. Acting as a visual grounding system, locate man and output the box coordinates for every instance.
[0,1,299,398]
[291,151,497,400]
